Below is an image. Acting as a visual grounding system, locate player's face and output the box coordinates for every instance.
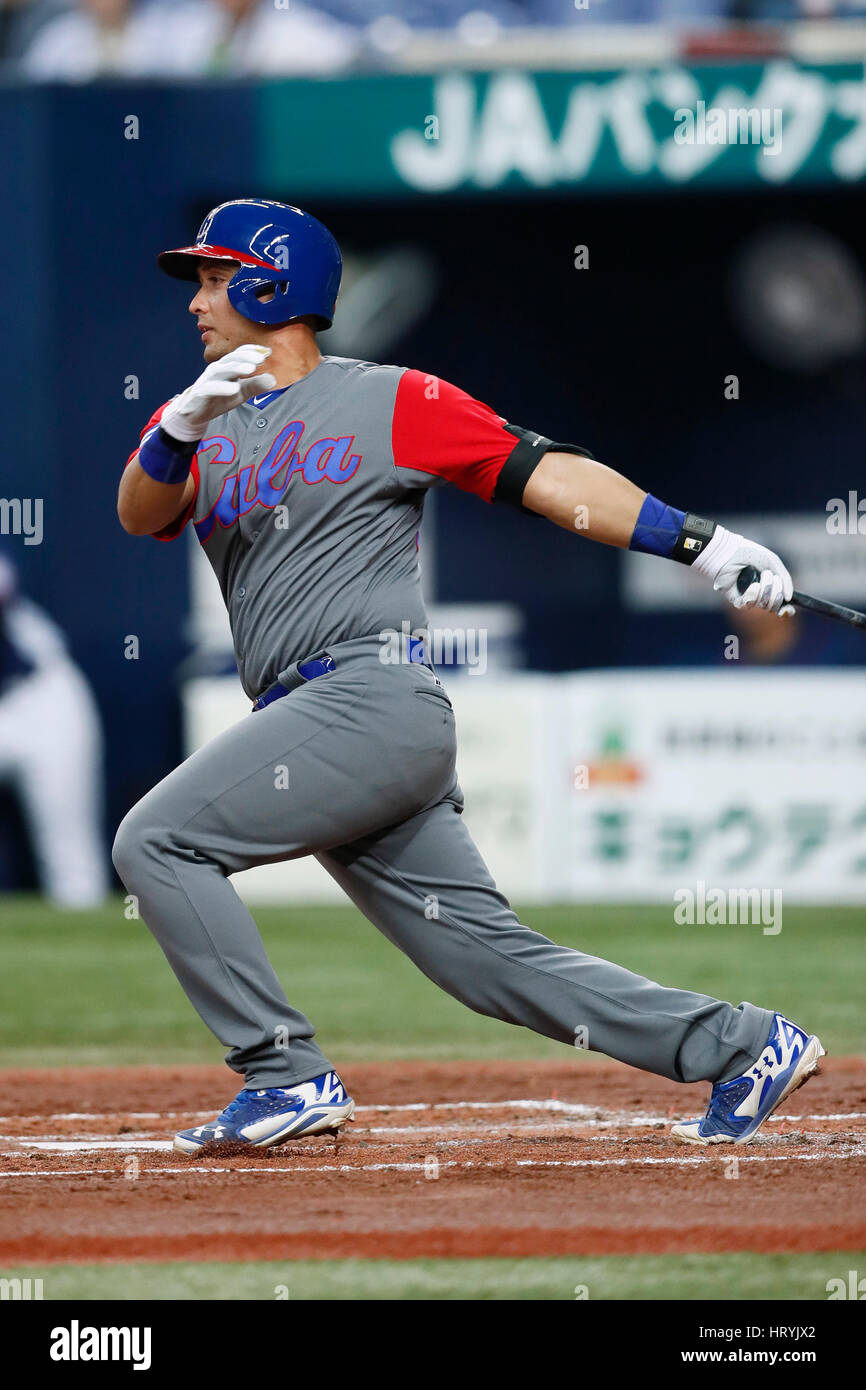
[189,261,265,362]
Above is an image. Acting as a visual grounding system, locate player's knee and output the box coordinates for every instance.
[111,802,159,884]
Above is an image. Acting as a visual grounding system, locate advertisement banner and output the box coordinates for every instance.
[184,668,866,905]
[261,63,866,195]
[558,669,866,905]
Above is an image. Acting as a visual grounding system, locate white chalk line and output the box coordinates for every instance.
[1,1143,865,1179]
[8,1115,857,1140]
[3,1123,861,1157]
[5,1128,583,1150]
[0,1102,605,1122]
[2,1103,862,1129]
[1,1097,862,1157]
[0,1101,603,1124]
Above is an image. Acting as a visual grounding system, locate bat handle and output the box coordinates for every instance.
[733,563,866,628]
[736,564,761,595]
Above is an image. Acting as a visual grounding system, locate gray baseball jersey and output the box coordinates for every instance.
[131,356,539,699]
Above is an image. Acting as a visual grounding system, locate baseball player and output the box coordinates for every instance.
[0,551,107,907]
[115,199,823,1153]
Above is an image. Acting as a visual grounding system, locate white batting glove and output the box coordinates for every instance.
[692,525,795,616]
[160,345,277,443]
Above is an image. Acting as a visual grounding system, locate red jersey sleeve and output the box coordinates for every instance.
[125,401,200,542]
[391,369,524,504]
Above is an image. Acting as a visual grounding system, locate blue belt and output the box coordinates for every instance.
[252,654,336,711]
[251,637,430,712]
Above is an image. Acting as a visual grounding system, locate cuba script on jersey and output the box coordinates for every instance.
[195,420,363,542]
[128,355,524,700]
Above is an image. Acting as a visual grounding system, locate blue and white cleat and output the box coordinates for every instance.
[173,1071,354,1154]
[671,1014,825,1146]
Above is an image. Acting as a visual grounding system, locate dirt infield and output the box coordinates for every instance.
[1,1058,864,1262]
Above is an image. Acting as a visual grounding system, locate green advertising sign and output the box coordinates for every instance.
[261,63,866,196]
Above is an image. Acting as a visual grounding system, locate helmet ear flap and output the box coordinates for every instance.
[227,272,300,326]
[252,281,291,305]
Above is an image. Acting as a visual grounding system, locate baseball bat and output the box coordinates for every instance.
[736,565,866,630]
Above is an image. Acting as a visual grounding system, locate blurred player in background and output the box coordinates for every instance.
[0,551,107,907]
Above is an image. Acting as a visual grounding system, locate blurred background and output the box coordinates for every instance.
[2,0,866,910]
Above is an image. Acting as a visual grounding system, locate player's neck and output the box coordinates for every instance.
[262,327,323,388]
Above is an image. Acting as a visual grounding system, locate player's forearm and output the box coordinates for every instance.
[521,448,795,615]
[117,455,193,536]
[521,450,646,547]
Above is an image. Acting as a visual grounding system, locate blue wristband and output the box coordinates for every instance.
[629,495,717,564]
[629,494,686,559]
[138,426,197,485]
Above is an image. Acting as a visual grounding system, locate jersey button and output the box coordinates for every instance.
[237,586,246,598]
[255,418,268,429]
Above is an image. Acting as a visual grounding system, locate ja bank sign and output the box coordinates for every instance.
[263,62,866,195]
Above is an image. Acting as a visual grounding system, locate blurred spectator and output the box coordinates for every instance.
[19,0,866,82]
[156,0,362,76]
[21,0,135,79]
[314,0,528,31]
[4,2,101,67]
[0,0,42,63]
[0,553,107,906]
[531,0,729,22]
[623,601,866,668]
[21,0,361,80]
[14,0,866,80]
[723,602,866,666]
[316,0,510,22]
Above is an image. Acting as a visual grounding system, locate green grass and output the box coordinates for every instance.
[4,1253,863,1301]
[0,896,863,1068]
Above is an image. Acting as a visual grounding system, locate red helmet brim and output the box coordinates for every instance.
[157,244,274,281]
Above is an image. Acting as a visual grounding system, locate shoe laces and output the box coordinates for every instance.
[218,1088,295,1124]
[713,1076,752,1109]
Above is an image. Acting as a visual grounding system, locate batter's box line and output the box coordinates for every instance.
[2,1104,863,1126]
[5,1126,861,1156]
[2,1146,865,1177]
[0,1100,667,1122]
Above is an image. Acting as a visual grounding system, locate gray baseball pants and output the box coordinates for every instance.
[111,635,772,1090]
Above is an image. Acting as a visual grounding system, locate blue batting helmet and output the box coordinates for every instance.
[157,198,342,330]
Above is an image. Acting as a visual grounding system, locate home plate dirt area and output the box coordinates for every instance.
[1,1059,864,1263]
